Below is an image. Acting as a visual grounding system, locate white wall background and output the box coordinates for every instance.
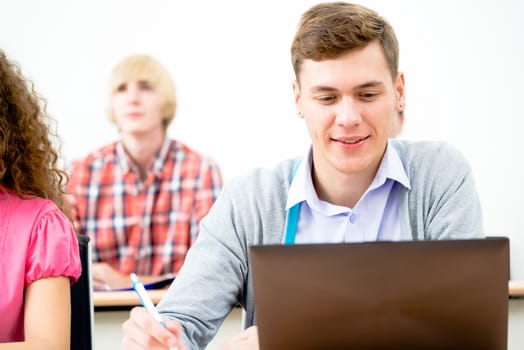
[1,0,523,278]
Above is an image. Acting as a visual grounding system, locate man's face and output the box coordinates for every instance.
[110,79,165,137]
[293,41,405,179]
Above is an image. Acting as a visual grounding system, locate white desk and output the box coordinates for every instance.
[93,282,524,350]
[94,307,242,350]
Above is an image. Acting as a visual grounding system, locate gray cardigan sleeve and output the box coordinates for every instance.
[156,183,248,349]
[156,160,295,349]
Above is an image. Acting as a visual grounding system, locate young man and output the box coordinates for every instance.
[66,55,223,290]
[121,3,483,349]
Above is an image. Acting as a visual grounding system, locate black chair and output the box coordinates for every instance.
[70,234,93,350]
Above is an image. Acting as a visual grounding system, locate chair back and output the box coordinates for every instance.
[70,234,94,350]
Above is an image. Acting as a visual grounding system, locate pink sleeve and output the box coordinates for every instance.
[25,207,82,286]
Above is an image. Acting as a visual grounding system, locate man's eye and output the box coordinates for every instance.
[139,81,153,91]
[317,95,337,103]
[359,92,378,100]
[116,84,127,92]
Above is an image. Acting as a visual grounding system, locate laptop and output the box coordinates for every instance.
[249,237,509,350]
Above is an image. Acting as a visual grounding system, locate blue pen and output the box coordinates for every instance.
[130,273,167,327]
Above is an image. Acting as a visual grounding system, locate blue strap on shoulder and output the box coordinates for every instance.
[284,160,302,245]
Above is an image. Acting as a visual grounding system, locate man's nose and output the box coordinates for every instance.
[335,99,362,126]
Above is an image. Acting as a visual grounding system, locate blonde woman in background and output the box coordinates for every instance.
[66,55,223,290]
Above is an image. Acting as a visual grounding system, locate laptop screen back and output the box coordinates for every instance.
[250,238,509,350]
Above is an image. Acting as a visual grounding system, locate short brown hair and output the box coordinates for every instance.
[291,2,399,81]
[108,55,176,130]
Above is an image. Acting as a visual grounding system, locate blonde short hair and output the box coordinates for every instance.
[107,55,176,130]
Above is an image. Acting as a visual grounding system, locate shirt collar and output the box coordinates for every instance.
[370,139,411,191]
[286,140,410,212]
[286,149,311,210]
[116,141,131,173]
[116,139,172,177]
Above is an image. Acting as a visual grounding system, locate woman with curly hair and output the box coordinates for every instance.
[0,49,81,348]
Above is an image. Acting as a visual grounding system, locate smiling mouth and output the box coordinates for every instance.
[335,136,370,144]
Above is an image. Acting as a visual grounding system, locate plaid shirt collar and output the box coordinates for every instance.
[115,138,173,178]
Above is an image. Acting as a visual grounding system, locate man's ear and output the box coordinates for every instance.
[292,80,303,118]
[395,72,406,112]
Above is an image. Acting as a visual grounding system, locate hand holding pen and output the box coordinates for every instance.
[130,273,167,326]
[122,273,185,350]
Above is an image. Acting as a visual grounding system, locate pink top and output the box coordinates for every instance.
[0,189,82,342]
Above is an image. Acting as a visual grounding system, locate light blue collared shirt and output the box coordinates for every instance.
[286,141,411,244]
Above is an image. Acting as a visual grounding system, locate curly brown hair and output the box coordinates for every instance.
[0,50,70,218]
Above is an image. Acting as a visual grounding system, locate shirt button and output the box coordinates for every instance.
[349,213,357,223]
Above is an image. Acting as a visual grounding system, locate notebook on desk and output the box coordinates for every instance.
[249,237,509,350]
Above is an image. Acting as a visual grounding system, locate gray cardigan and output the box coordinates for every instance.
[156,140,484,349]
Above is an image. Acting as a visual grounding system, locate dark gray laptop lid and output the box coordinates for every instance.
[249,238,509,350]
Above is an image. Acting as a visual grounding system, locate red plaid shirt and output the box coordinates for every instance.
[66,139,222,276]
